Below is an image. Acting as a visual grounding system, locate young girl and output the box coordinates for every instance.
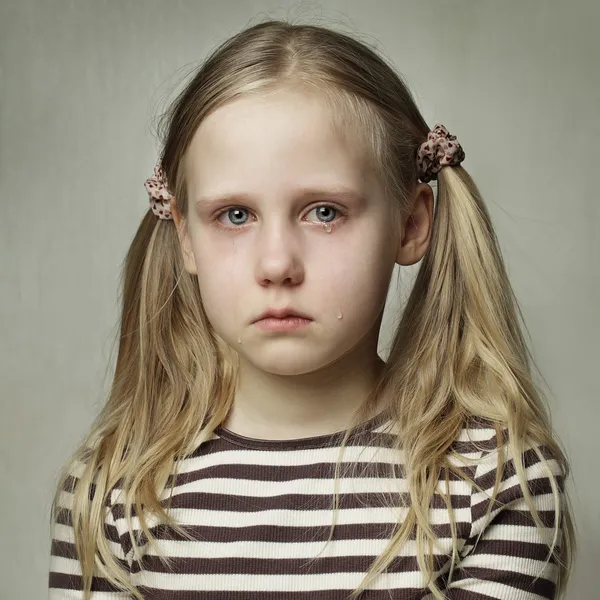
[48,19,575,600]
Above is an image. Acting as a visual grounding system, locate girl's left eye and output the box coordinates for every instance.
[215,204,344,228]
[306,205,339,223]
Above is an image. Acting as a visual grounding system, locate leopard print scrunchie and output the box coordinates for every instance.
[416,123,465,183]
[144,163,175,220]
[145,123,465,220]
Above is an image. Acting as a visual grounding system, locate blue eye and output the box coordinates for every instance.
[218,208,249,226]
[308,205,337,223]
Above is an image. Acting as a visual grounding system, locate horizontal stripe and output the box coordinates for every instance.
[127,536,454,561]
[49,571,129,595]
[133,588,434,600]
[148,487,471,511]
[449,566,556,597]
[130,551,451,576]
[49,553,130,578]
[112,505,474,530]
[119,521,472,555]
[130,569,438,591]
[51,526,127,560]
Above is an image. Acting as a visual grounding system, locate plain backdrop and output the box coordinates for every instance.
[1,1,598,598]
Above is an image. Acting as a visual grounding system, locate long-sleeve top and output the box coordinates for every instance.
[48,411,563,599]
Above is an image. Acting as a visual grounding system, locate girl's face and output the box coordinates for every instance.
[178,88,403,376]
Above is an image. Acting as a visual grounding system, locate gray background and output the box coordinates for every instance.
[1,1,597,598]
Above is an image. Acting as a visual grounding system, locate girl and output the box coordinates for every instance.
[48,19,575,600]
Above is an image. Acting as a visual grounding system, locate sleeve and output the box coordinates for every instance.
[48,460,133,599]
[445,436,564,600]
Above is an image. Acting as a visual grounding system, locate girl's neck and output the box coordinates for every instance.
[221,353,387,441]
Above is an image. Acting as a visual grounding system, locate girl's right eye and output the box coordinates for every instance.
[216,207,250,227]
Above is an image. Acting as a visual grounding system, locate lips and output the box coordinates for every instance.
[253,307,313,323]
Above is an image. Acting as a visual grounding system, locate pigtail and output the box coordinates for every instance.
[374,163,575,598]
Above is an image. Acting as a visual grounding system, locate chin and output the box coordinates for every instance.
[242,349,335,377]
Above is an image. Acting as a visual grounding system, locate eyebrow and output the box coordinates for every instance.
[195,186,368,207]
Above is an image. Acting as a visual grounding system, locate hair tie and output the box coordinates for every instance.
[416,124,465,183]
[144,162,174,220]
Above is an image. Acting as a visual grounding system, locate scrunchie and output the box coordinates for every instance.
[416,124,465,183]
[144,162,175,220]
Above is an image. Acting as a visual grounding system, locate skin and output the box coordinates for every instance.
[170,87,434,440]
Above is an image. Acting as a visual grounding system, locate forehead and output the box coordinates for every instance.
[184,89,377,201]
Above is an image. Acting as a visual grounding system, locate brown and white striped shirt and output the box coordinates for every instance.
[49,412,563,599]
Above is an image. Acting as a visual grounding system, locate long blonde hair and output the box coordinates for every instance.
[50,19,575,599]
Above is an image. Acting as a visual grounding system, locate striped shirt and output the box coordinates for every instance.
[49,412,563,599]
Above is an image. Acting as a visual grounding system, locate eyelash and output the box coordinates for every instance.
[212,203,347,230]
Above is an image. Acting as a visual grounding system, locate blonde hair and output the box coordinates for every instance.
[50,19,575,599]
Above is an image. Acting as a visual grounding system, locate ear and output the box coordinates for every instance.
[395,183,434,266]
[170,197,198,275]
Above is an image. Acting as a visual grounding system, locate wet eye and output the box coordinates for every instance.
[306,205,339,223]
[214,204,343,229]
[218,207,249,226]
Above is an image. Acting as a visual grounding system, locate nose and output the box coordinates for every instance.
[254,220,305,287]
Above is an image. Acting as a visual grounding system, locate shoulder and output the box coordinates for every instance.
[446,417,565,518]
[443,420,566,597]
[449,416,563,475]
[53,445,123,527]
[448,417,565,536]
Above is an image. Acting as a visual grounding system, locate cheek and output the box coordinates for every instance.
[191,241,242,318]
[315,241,393,314]
[195,270,242,340]
[191,233,241,278]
